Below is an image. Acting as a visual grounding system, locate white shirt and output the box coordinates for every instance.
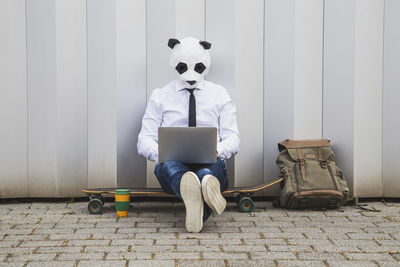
[137,79,240,162]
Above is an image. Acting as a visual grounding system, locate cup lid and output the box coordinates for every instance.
[115,189,130,194]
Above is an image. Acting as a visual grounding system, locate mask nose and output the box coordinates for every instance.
[187,80,196,85]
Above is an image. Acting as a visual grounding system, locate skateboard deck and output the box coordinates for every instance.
[81,177,283,196]
[82,177,283,214]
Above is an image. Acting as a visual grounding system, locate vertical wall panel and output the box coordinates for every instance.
[146,0,176,187]
[0,0,27,197]
[353,0,383,197]
[205,0,235,98]
[293,0,323,139]
[26,0,57,197]
[264,0,295,193]
[116,0,147,188]
[87,0,117,188]
[176,0,205,40]
[55,0,87,196]
[206,0,236,187]
[323,0,356,195]
[235,0,264,187]
[324,0,384,197]
[383,0,400,197]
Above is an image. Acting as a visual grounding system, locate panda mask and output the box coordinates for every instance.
[168,37,211,89]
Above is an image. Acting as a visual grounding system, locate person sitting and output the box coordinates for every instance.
[137,37,240,232]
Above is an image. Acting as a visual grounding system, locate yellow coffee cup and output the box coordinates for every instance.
[114,189,130,217]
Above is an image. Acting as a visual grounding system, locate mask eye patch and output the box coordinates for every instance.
[194,62,206,74]
[175,62,188,74]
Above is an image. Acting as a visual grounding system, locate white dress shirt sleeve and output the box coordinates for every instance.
[217,89,240,160]
[137,89,162,162]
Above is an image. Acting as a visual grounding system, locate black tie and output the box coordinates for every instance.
[186,88,196,127]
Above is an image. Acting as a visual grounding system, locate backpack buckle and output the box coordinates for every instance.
[320,160,327,169]
[299,159,306,168]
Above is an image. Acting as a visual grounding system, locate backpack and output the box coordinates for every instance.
[274,139,349,209]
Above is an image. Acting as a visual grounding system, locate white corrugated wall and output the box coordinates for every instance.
[0,0,399,198]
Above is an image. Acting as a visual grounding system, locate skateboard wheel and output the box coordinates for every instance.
[88,199,103,214]
[239,197,254,213]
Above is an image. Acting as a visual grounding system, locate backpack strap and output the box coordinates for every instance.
[296,148,306,182]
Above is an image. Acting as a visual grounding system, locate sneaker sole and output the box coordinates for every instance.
[180,172,203,233]
[202,175,226,215]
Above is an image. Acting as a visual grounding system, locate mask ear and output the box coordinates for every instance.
[199,40,211,50]
[168,38,180,49]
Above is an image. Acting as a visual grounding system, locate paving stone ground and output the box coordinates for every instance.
[0,199,399,266]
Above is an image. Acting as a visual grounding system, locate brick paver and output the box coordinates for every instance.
[0,200,399,266]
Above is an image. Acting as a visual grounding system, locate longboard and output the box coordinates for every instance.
[82,177,283,214]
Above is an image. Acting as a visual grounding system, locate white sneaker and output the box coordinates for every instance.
[201,175,226,215]
[180,171,203,233]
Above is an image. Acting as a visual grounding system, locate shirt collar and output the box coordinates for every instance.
[175,79,205,91]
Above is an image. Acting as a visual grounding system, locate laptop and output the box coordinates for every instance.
[158,127,217,164]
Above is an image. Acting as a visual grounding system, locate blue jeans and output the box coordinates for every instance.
[154,158,228,221]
